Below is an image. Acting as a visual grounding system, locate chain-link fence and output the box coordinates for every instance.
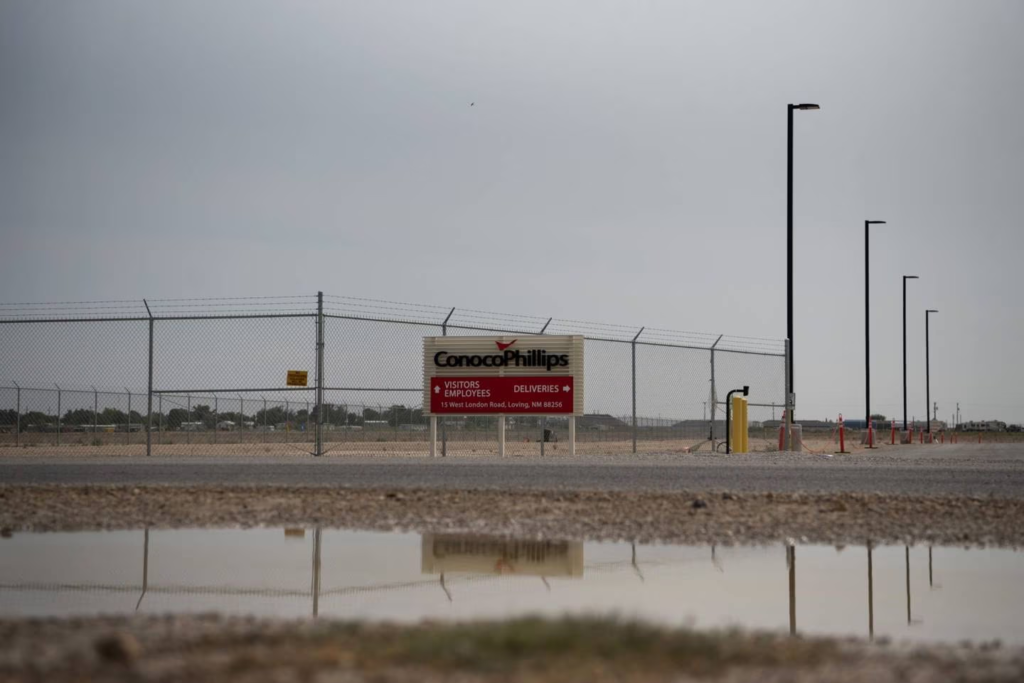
[0,294,786,457]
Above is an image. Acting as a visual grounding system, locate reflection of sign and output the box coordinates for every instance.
[423,336,584,416]
[430,377,574,414]
[421,534,584,577]
[286,370,308,387]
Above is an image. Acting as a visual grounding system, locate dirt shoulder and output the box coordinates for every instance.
[1,614,1021,683]
[2,484,1023,547]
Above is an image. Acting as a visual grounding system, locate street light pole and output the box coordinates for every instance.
[926,309,938,434]
[902,276,919,431]
[865,220,886,442]
[787,103,820,420]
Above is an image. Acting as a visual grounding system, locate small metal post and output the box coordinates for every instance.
[239,394,244,443]
[158,394,163,443]
[55,383,61,447]
[285,399,290,441]
[263,396,268,441]
[92,386,98,436]
[187,393,191,445]
[429,416,437,458]
[306,400,310,444]
[214,395,219,444]
[631,327,644,455]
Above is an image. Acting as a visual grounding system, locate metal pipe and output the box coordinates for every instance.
[55,383,61,447]
[867,544,874,639]
[926,310,938,434]
[632,327,644,455]
[145,299,154,456]
[126,388,131,445]
[724,386,749,454]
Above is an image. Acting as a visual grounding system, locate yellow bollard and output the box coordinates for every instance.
[739,397,749,453]
[730,395,740,452]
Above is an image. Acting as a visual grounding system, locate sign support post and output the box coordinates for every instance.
[498,416,505,458]
[429,416,437,458]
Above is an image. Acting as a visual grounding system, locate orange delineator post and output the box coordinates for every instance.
[891,420,896,445]
[868,423,874,448]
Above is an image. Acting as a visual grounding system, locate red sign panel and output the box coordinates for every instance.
[430,376,574,414]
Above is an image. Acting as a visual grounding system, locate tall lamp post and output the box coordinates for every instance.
[902,276,919,432]
[865,220,886,445]
[926,309,938,434]
[787,103,820,420]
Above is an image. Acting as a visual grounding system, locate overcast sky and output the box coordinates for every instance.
[2,0,1022,424]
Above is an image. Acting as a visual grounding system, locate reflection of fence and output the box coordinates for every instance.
[0,294,785,456]
[0,529,737,618]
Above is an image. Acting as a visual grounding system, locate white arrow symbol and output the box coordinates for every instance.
[563,385,571,392]
[434,386,440,394]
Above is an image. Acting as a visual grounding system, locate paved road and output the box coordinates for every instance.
[2,445,1023,497]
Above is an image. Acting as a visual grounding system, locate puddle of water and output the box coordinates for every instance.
[1,528,1022,645]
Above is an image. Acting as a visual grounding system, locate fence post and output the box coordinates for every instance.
[440,307,454,458]
[145,299,154,457]
[158,394,163,442]
[262,395,268,441]
[55,383,61,447]
[92,386,98,436]
[214,395,219,444]
[187,393,191,445]
[13,382,19,448]
[125,388,131,445]
[709,335,722,447]
[315,291,324,457]
[631,327,644,455]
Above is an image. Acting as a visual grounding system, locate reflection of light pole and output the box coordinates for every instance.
[135,528,149,612]
[864,220,886,444]
[926,310,939,434]
[867,543,874,640]
[902,276,919,431]
[787,544,797,635]
[905,546,911,624]
[787,103,821,419]
[311,526,322,617]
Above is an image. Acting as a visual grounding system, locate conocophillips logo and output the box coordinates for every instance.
[433,339,570,371]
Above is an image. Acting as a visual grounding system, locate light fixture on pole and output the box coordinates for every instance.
[902,276,919,432]
[865,220,886,445]
[786,103,820,420]
[926,309,939,434]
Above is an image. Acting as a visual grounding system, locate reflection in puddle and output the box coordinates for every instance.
[1,528,1022,645]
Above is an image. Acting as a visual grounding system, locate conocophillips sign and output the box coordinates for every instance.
[423,335,584,416]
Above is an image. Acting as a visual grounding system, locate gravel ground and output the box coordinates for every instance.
[1,614,1022,683]
[2,444,1024,497]
[3,484,1023,547]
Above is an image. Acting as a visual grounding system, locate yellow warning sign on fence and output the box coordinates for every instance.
[286,370,308,387]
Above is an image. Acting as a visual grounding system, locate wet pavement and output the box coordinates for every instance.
[2,527,1022,645]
